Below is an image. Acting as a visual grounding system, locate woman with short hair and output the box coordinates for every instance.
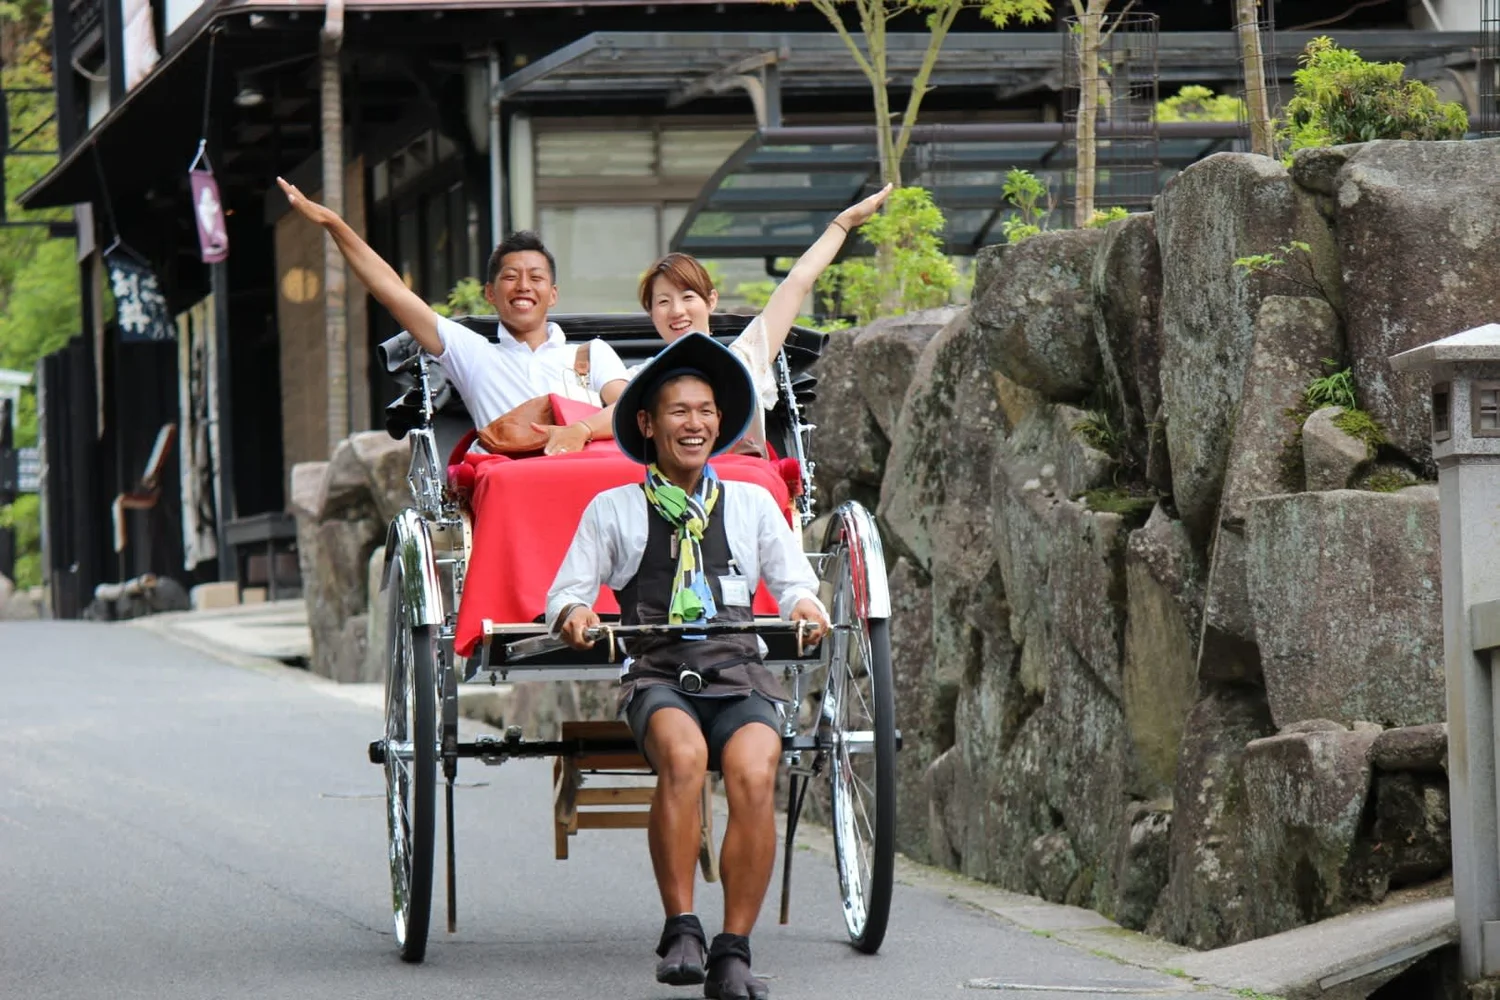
[540,183,892,456]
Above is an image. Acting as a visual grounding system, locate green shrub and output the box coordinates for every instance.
[0,494,41,588]
[1156,84,1245,123]
[1084,206,1129,229]
[429,277,489,318]
[1279,36,1468,158]
[1305,363,1357,411]
[1000,167,1051,244]
[816,185,961,326]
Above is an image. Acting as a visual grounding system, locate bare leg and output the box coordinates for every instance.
[718,722,782,935]
[644,707,709,917]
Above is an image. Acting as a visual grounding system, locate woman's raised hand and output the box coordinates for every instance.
[277,176,340,228]
[836,182,895,231]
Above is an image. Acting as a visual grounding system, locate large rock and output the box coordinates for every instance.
[1371,771,1452,889]
[1303,406,1373,491]
[297,513,382,682]
[363,545,389,685]
[1091,211,1164,467]
[1333,139,1500,465]
[349,431,414,524]
[1112,801,1173,930]
[924,745,968,871]
[323,437,375,519]
[887,557,942,863]
[1151,684,1275,949]
[1371,723,1448,773]
[1246,488,1443,729]
[1156,152,1339,545]
[1197,295,1342,682]
[288,461,330,520]
[1240,726,1380,935]
[805,327,887,512]
[851,308,960,437]
[997,403,1115,501]
[879,309,1005,574]
[1123,507,1204,797]
[970,228,1107,402]
[994,480,1127,698]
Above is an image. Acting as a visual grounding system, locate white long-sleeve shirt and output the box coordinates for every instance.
[545,478,824,632]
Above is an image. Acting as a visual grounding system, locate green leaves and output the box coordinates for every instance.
[975,0,1052,28]
[815,185,961,326]
[1278,36,1468,159]
[1156,84,1245,123]
[1000,167,1051,243]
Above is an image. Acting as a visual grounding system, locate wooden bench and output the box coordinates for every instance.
[553,720,719,882]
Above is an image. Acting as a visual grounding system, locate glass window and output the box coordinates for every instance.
[537,131,656,178]
[540,205,661,312]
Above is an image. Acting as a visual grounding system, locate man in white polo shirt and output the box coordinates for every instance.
[277,178,629,444]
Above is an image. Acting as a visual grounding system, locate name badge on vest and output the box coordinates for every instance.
[719,575,751,608]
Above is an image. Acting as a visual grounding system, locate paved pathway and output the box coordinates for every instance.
[2,620,1250,999]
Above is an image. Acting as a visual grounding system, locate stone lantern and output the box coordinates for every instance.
[1391,323,1500,981]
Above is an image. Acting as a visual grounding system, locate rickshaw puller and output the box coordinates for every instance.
[547,333,829,1000]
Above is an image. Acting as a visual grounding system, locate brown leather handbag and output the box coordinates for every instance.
[475,344,592,454]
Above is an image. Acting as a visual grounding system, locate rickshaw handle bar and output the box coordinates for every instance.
[500,620,819,662]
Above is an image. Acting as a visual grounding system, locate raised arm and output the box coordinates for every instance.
[756,183,893,356]
[277,176,443,356]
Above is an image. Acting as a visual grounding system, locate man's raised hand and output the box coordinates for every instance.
[277,177,340,228]
[559,606,602,649]
[789,597,830,646]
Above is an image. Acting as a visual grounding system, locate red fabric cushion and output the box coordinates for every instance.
[454,447,791,657]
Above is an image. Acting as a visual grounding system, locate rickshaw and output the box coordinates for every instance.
[365,314,898,965]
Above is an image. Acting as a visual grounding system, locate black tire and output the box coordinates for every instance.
[825,539,896,955]
[383,566,436,964]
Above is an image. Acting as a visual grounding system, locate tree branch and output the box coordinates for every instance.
[809,0,878,81]
[891,0,961,168]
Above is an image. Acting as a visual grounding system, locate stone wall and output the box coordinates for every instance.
[810,140,1500,949]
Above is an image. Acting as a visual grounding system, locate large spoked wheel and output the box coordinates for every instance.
[820,506,896,955]
[383,564,436,963]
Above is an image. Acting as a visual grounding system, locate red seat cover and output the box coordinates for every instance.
[449,399,795,658]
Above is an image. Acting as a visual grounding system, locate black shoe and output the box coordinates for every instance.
[704,933,768,1000]
[656,914,708,986]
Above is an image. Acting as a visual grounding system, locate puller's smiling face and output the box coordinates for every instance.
[640,375,720,477]
[649,275,717,343]
[485,250,558,332]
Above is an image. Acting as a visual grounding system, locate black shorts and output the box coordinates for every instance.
[624,686,784,772]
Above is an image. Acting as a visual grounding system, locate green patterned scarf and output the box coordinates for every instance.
[643,464,721,624]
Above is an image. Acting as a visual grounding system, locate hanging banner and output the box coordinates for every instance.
[105,249,174,343]
[190,167,230,263]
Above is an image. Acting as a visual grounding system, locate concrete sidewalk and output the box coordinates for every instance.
[129,602,1459,1000]
[127,598,312,665]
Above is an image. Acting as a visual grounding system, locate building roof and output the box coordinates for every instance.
[669,121,1248,258]
[493,28,1487,104]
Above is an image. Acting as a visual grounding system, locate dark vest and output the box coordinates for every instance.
[615,486,789,711]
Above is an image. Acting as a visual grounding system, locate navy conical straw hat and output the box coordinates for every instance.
[612,332,755,465]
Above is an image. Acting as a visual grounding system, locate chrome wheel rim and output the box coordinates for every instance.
[826,545,879,941]
[384,592,416,946]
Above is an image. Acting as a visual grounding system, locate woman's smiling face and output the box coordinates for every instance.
[649,274,717,343]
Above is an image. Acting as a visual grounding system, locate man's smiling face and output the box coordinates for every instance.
[485,249,558,333]
[640,375,720,478]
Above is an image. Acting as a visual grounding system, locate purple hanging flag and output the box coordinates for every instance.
[190,167,229,263]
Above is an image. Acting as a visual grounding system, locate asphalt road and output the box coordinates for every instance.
[2,621,1216,1000]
